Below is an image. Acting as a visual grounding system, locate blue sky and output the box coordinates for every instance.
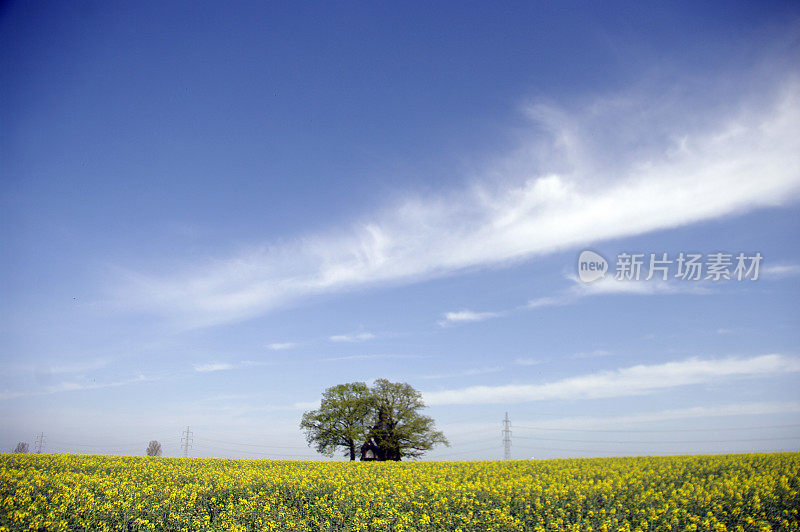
[1,1,799,460]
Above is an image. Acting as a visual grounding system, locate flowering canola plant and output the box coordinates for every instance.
[1,452,798,531]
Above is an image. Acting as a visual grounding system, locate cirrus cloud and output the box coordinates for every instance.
[111,78,800,329]
[422,354,800,405]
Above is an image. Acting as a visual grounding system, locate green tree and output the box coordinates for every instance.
[368,379,448,460]
[300,382,373,461]
[301,379,448,461]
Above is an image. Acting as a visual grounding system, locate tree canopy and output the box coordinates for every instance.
[13,442,29,454]
[300,382,374,461]
[300,379,448,461]
[146,440,163,457]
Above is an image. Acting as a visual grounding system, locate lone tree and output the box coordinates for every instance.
[301,379,448,461]
[368,379,448,461]
[145,440,163,457]
[300,382,374,461]
[13,442,29,454]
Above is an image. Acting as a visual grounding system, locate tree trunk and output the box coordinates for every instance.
[349,442,356,461]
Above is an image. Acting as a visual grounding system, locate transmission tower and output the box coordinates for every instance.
[34,432,45,454]
[181,426,193,457]
[502,412,512,460]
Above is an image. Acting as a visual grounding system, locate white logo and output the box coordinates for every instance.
[578,250,608,283]
[576,250,761,283]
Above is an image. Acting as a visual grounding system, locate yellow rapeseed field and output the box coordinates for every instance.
[1,452,798,531]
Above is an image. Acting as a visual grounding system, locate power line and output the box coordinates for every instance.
[48,440,148,449]
[445,436,503,446]
[181,426,193,458]
[34,432,45,454]
[502,412,512,460]
[192,444,318,459]
[511,423,800,434]
[514,443,800,457]
[514,444,614,454]
[194,437,306,450]
[513,434,800,444]
[435,446,500,458]
[443,428,497,438]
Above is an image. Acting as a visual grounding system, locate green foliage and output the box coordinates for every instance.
[369,379,448,460]
[300,382,373,460]
[300,379,448,461]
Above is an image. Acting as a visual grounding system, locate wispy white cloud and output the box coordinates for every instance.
[450,275,686,327]
[514,357,548,366]
[329,332,376,343]
[193,363,235,372]
[518,276,711,315]
[516,401,800,431]
[0,373,160,400]
[526,296,564,309]
[193,361,267,372]
[111,78,800,328]
[266,342,297,351]
[762,263,800,278]
[452,275,710,329]
[319,353,419,362]
[438,401,800,436]
[572,277,710,297]
[438,310,503,327]
[44,359,111,374]
[4,358,112,376]
[423,354,800,405]
[514,350,610,366]
[422,366,503,379]
[568,349,611,359]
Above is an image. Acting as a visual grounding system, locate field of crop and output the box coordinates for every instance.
[1,452,798,531]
